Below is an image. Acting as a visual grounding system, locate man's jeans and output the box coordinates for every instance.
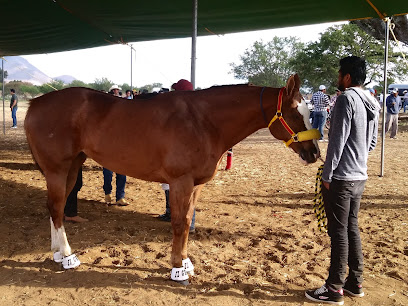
[312,110,327,140]
[322,179,366,290]
[103,168,126,201]
[65,168,82,217]
[11,106,17,127]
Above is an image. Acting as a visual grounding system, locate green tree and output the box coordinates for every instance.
[89,77,113,91]
[67,80,88,88]
[38,79,65,94]
[230,37,304,87]
[291,23,408,93]
[0,68,8,83]
[138,83,163,93]
[20,84,40,98]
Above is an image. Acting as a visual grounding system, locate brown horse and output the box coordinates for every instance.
[25,74,320,283]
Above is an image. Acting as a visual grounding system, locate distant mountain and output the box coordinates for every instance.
[2,56,77,86]
[3,56,51,85]
[54,75,77,84]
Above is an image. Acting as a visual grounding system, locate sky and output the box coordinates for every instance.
[23,21,345,90]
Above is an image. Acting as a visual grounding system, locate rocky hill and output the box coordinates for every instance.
[2,56,76,85]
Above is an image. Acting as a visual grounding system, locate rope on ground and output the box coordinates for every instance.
[313,165,328,233]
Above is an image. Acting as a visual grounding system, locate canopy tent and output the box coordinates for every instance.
[0,0,407,56]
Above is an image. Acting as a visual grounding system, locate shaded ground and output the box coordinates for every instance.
[0,102,407,305]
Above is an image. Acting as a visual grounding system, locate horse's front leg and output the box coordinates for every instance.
[169,176,194,285]
[46,171,80,270]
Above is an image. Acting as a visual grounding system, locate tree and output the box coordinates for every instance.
[138,83,163,93]
[38,79,65,94]
[67,80,88,88]
[290,23,408,93]
[230,37,304,87]
[0,68,8,83]
[89,77,113,91]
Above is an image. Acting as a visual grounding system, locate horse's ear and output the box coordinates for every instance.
[285,74,300,97]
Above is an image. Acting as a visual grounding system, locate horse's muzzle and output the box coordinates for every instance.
[299,145,320,164]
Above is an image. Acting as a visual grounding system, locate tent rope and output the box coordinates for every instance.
[389,22,408,69]
[364,0,385,19]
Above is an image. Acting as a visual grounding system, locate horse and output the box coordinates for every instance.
[24,74,320,284]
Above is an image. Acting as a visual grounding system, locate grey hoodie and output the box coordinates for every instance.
[322,87,380,183]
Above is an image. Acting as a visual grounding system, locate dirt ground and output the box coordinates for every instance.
[0,101,407,306]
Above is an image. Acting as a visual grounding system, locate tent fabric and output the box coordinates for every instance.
[1,0,407,56]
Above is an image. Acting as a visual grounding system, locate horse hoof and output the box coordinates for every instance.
[62,254,81,269]
[53,252,64,263]
[173,279,190,286]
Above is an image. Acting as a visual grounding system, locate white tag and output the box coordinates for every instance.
[182,258,194,275]
[53,252,64,263]
[171,267,188,281]
[62,254,81,269]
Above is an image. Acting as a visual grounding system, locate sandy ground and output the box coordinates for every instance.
[0,102,407,305]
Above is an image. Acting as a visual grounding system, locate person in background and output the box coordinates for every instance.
[305,56,380,305]
[10,89,18,128]
[102,85,129,206]
[311,85,330,141]
[125,90,133,99]
[385,88,401,139]
[64,168,88,223]
[403,90,408,113]
[158,79,196,233]
[330,89,341,109]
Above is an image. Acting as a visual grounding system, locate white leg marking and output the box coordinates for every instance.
[50,217,59,252]
[56,227,72,257]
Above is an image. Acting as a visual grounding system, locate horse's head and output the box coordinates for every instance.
[267,74,320,164]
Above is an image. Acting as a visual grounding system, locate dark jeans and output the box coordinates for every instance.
[103,168,126,201]
[322,179,366,290]
[65,168,83,217]
[312,110,327,140]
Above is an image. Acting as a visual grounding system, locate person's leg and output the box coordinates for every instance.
[102,168,113,195]
[11,107,17,127]
[390,115,398,138]
[115,173,126,201]
[320,111,327,139]
[165,189,171,214]
[64,169,83,218]
[190,209,196,232]
[347,180,366,287]
[385,112,392,134]
[158,185,171,221]
[323,179,352,290]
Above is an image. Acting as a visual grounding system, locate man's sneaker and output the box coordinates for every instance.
[343,282,364,297]
[104,194,112,204]
[305,284,344,305]
[11,125,17,129]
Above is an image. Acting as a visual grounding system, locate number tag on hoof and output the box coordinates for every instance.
[62,254,81,269]
[53,252,64,263]
[171,267,188,282]
[182,258,194,276]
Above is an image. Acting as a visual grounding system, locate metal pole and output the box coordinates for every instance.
[380,17,390,177]
[130,44,133,91]
[2,59,5,135]
[191,0,198,89]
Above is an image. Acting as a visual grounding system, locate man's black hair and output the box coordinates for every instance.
[339,56,366,86]
[10,88,15,93]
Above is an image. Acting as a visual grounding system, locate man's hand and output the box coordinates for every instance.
[323,181,330,190]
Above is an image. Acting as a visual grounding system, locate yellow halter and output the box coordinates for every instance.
[265,87,320,147]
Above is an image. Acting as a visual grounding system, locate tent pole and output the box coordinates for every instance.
[2,59,5,135]
[191,0,197,89]
[130,44,133,91]
[380,17,390,177]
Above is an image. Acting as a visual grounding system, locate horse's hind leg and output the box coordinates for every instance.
[169,176,195,284]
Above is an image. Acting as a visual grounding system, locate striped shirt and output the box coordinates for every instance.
[311,91,330,112]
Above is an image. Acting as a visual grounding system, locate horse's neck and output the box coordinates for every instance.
[204,88,275,151]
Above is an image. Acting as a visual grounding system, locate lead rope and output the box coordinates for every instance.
[313,165,328,233]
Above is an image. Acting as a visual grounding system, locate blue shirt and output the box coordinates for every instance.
[386,95,401,114]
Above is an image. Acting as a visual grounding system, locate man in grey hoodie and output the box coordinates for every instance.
[306,56,380,305]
